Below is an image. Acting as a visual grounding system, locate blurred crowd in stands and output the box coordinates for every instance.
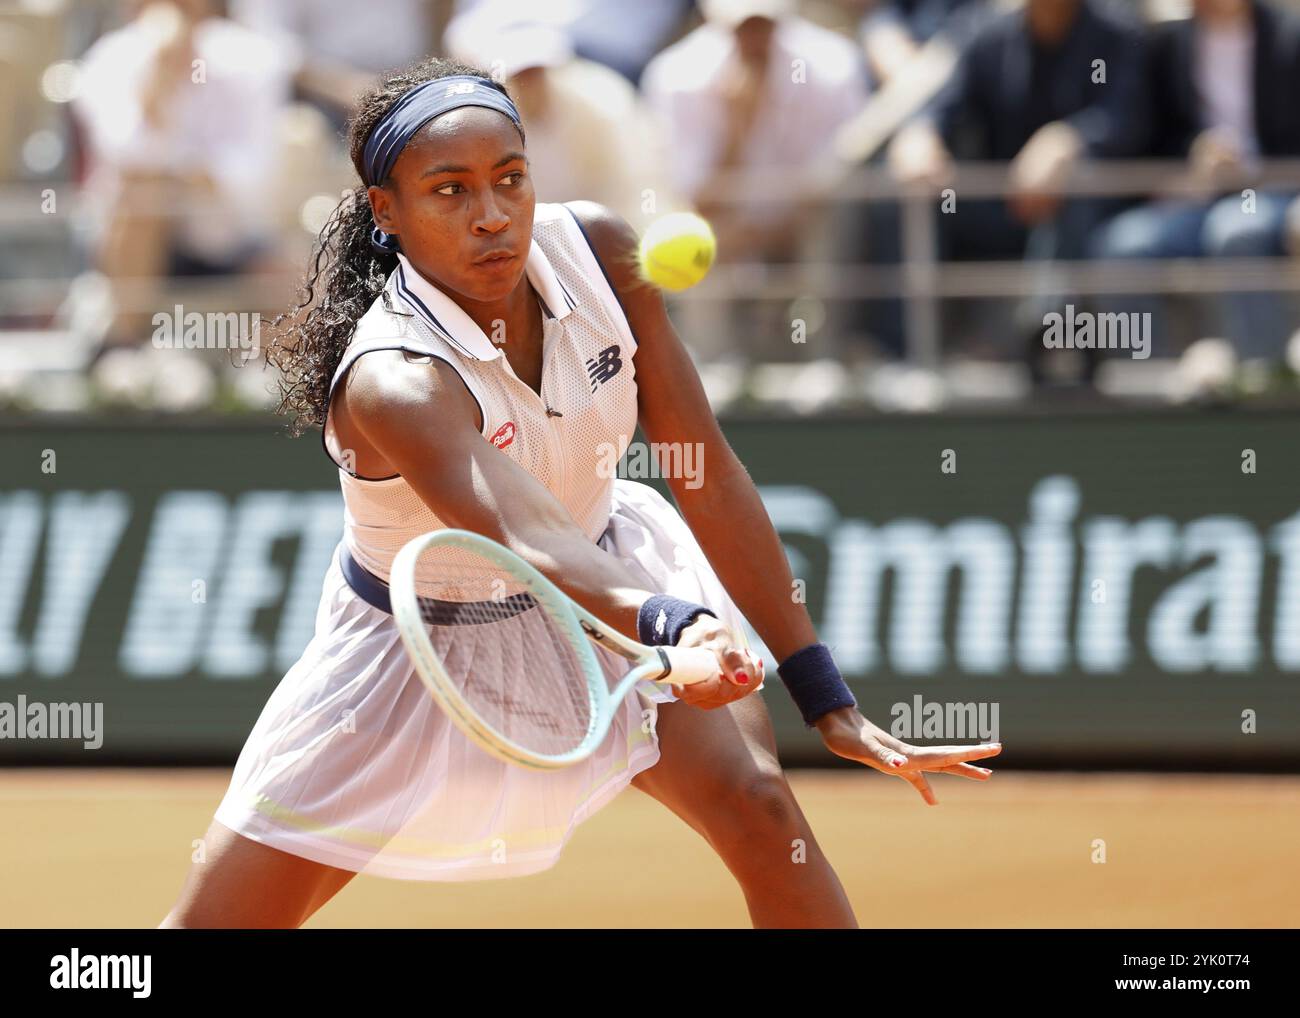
[1,0,1299,413]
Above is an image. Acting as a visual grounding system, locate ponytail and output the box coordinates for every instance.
[266,186,395,435]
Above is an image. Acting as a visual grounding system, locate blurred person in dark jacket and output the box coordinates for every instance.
[856,0,1149,369]
[1088,0,1300,359]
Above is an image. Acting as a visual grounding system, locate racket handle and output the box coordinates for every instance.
[659,646,723,685]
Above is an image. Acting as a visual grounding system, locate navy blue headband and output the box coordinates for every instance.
[363,75,524,255]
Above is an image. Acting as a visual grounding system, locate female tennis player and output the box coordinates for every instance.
[159,58,1001,929]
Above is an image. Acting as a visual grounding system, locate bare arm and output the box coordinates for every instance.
[332,346,760,703]
[569,201,1003,800]
[566,201,817,664]
[335,350,652,641]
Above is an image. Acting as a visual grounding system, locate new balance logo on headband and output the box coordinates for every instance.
[444,82,476,96]
[586,346,622,391]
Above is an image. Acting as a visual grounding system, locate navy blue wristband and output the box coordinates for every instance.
[637,595,716,646]
[777,642,857,726]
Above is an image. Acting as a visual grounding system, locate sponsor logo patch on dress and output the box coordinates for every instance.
[490,421,516,449]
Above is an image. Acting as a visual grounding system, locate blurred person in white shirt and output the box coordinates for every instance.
[72,0,292,350]
[641,0,870,365]
[642,0,869,261]
[444,11,680,233]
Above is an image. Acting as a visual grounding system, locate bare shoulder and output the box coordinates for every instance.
[335,348,484,443]
[564,202,721,443]
[564,201,647,297]
[564,201,670,341]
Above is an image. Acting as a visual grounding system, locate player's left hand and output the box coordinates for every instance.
[814,707,1002,806]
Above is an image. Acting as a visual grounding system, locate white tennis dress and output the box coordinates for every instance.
[212,202,753,881]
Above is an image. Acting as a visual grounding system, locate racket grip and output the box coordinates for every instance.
[659,646,723,685]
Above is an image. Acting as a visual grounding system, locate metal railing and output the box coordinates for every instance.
[692,159,1300,366]
[3,159,1300,369]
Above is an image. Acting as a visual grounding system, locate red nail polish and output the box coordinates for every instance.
[736,672,749,684]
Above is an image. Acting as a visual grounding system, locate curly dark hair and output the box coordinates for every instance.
[267,57,523,435]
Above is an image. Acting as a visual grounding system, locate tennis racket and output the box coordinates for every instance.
[389,528,723,770]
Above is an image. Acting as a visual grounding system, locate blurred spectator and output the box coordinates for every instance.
[230,0,436,131]
[1089,0,1300,359]
[72,0,291,351]
[867,0,1149,368]
[449,0,695,85]
[444,12,680,231]
[568,0,695,84]
[860,0,987,84]
[893,0,1148,224]
[645,0,869,259]
[642,0,870,362]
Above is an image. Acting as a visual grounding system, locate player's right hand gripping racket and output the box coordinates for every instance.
[389,528,723,771]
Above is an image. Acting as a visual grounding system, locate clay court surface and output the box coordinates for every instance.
[1,768,1295,928]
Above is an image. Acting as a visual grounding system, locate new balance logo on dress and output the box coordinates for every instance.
[586,345,622,391]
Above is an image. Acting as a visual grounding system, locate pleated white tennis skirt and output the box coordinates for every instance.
[212,479,755,882]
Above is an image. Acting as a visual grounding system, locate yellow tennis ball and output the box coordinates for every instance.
[637,212,717,291]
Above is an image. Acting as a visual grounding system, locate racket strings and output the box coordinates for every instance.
[417,546,599,757]
[414,589,537,627]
